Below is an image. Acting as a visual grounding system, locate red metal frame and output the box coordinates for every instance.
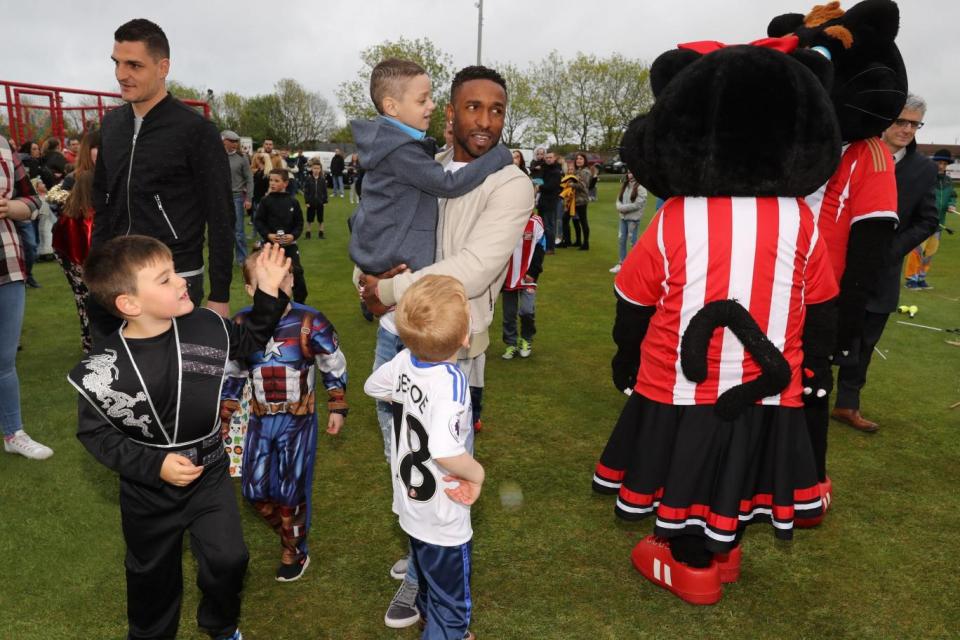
[1,80,210,147]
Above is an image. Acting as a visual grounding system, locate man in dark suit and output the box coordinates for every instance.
[832,95,940,432]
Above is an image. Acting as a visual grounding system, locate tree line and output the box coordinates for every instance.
[4,37,652,153]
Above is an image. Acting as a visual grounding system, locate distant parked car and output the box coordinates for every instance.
[602,155,627,174]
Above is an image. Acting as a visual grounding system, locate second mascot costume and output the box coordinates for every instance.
[591,35,845,604]
[767,0,907,523]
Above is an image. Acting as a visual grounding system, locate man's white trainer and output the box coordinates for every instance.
[4,430,54,460]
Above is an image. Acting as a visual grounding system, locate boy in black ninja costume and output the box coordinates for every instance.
[69,236,291,640]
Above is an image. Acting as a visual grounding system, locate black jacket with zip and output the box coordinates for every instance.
[92,93,234,302]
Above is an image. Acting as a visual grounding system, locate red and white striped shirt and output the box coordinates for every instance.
[804,138,898,279]
[503,214,544,291]
[615,196,838,408]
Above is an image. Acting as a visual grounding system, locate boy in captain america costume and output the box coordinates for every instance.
[220,250,348,582]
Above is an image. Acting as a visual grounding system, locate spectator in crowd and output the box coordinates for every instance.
[18,141,54,188]
[588,161,599,201]
[222,129,254,265]
[330,148,345,197]
[52,130,100,353]
[255,168,307,302]
[833,94,940,433]
[537,149,562,253]
[610,170,647,273]
[347,152,362,204]
[302,157,329,239]
[529,146,545,181]
[512,149,528,175]
[42,138,67,183]
[573,152,591,250]
[63,137,81,165]
[352,153,365,202]
[0,137,54,460]
[250,151,272,222]
[90,18,235,340]
[262,139,275,155]
[904,147,956,289]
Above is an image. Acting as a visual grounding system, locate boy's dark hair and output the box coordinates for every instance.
[450,65,508,103]
[114,19,170,60]
[269,168,289,182]
[84,235,172,317]
[370,58,427,115]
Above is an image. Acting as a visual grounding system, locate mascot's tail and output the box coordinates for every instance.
[680,300,790,420]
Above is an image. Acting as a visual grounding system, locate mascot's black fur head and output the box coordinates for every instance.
[768,0,907,141]
[621,42,840,199]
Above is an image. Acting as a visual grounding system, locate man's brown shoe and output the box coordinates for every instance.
[831,408,879,433]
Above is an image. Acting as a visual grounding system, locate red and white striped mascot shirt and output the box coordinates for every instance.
[615,196,838,408]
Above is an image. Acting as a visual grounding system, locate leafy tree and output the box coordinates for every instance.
[238,94,282,146]
[337,37,453,140]
[273,78,337,146]
[498,62,537,147]
[594,54,653,151]
[530,51,572,148]
[166,79,205,102]
[565,52,604,150]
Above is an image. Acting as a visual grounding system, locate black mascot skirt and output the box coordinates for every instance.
[592,392,823,554]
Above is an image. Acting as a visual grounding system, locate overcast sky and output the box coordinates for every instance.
[4,0,959,144]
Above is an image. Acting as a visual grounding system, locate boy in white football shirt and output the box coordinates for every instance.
[364,275,483,640]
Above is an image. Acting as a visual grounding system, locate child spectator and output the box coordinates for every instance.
[558,160,579,248]
[364,275,482,640]
[302,157,329,239]
[70,236,291,640]
[501,211,545,361]
[220,249,348,582]
[348,57,512,275]
[255,169,307,303]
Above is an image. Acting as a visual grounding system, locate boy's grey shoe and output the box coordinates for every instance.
[389,557,408,580]
[384,580,420,628]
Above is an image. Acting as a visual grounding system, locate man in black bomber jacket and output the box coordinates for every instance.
[90,19,234,340]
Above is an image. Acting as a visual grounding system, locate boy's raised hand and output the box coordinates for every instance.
[254,242,292,297]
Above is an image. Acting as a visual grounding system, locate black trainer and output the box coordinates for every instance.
[276,554,310,582]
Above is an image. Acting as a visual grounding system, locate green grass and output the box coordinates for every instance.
[2,184,959,639]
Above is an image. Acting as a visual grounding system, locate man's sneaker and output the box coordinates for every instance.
[518,338,532,358]
[384,581,420,628]
[389,557,408,580]
[276,554,310,582]
[916,279,932,290]
[4,430,53,460]
[905,279,919,289]
[221,630,243,640]
[609,264,621,273]
[502,345,518,360]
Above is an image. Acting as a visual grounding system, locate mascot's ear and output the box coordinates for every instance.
[768,13,804,37]
[650,49,701,97]
[844,0,900,45]
[791,49,834,90]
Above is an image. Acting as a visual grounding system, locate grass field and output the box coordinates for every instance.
[1,182,958,639]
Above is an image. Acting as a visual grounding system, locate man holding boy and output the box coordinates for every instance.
[360,65,535,629]
[69,238,292,640]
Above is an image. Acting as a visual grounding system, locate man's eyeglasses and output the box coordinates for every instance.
[893,118,924,130]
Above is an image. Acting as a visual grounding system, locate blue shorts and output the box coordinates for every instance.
[409,536,472,640]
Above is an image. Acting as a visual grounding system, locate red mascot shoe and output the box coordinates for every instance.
[715,545,741,583]
[795,475,832,529]
[631,535,721,605]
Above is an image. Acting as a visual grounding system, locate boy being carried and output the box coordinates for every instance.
[364,275,483,640]
[255,168,307,303]
[348,58,512,277]
[70,237,291,640]
[220,250,348,583]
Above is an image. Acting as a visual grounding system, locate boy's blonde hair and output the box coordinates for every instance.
[241,250,261,286]
[370,58,427,115]
[396,275,469,362]
[84,235,173,317]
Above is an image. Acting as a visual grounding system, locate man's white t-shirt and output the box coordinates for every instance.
[364,348,473,546]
